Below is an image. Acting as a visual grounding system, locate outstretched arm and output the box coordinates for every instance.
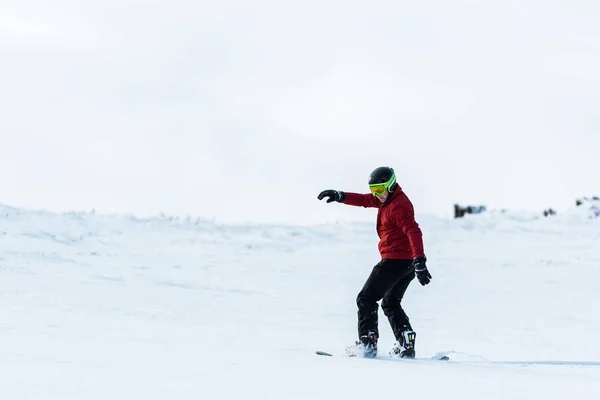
[342,192,381,208]
[317,190,380,208]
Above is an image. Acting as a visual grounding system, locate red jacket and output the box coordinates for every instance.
[343,187,425,260]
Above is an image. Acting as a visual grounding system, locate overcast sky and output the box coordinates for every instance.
[1,0,599,224]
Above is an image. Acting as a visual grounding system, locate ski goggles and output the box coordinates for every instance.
[369,173,396,195]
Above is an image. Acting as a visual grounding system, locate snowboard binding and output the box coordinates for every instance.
[390,330,416,359]
[346,331,378,358]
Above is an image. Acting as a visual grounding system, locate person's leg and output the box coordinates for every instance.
[356,260,412,338]
[356,261,396,339]
[381,269,415,340]
[380,261,417,358]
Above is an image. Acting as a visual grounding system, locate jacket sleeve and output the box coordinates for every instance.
[393,195,425,258]
[342,192,381,208]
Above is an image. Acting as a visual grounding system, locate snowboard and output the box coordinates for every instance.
[315,350,450,361]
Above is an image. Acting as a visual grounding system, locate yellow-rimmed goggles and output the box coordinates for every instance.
[369,173,396,196]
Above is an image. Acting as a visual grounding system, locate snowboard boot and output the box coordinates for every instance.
[390,330,416,359]
[346,331,378,358]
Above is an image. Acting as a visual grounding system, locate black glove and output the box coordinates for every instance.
[413,256,431,286]
[317,190,345,203]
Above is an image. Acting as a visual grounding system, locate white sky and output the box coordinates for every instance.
[1,0,599,224]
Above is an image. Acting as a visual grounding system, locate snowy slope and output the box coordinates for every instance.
[1,204,600,399]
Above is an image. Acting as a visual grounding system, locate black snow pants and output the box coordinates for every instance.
[356,259,415,341]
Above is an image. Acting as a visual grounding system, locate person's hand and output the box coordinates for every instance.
[317,190,345,203]
[413,257,431,286]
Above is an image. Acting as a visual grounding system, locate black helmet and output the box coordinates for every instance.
[368,166,397,192]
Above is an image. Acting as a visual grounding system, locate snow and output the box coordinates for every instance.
[1,203,600,399]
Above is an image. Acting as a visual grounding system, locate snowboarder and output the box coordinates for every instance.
[317,166,431,359]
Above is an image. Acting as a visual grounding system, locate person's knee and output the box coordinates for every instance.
[381,297,394,315]
[356,290,376,311]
